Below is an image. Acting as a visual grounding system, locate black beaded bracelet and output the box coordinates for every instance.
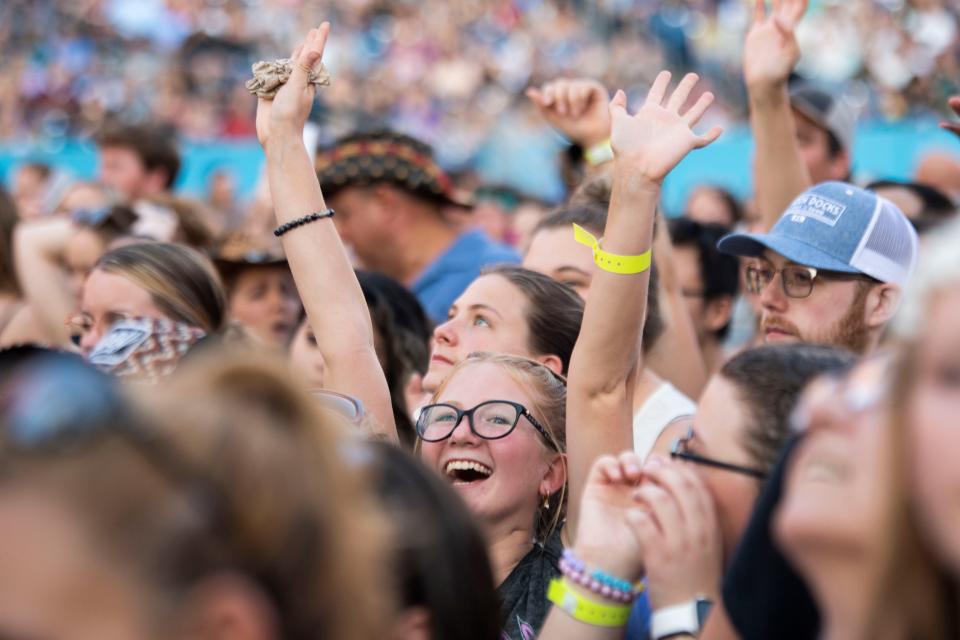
[273,209,335,237]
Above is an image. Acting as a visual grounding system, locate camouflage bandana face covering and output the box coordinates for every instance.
[88,318,207,383]
[245,58,331,99]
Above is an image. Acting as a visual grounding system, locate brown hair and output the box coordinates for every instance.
[481,265,584,375]
[431,352,567,541]
[145,195,216,250]
[720,343,855,476]
[0,187,19,294]
[96,123,181,189]
[0,351,389,640]
[95,242,227,333]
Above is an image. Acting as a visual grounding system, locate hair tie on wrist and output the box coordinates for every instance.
[274,209,335,237]
[573,224,652,275]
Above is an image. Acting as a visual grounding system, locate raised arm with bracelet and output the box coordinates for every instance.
[255,24,396,442]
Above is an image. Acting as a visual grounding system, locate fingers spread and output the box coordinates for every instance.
[683,91,714,126]
[753,0,767,24]
[695,126,724,148]
[667,73,700,112]
[646,70,672,107]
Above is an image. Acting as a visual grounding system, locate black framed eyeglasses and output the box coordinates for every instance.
[744,263,874,299]
[670,426,767,479]
[416,400,556,449]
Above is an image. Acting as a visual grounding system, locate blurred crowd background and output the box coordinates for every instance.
[0,0,958,210]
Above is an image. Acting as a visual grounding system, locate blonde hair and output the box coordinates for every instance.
[96,241,226,333]
[430,352,567,541]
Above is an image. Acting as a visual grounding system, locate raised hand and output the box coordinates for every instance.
[256,23,330,147]
[526,78,612,147]
[609,71,722,184]
[571,451,649,582]
[743,0,808,91]
[627,457,723,609]
[941,96,960,138]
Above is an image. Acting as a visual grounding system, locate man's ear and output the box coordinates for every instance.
[865,283,902,330]
[828,148,851,181]
[703,295,734,335]
[370,184,407,226]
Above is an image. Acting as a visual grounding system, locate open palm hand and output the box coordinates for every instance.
[743,0,808,90]
[609,71,722,184]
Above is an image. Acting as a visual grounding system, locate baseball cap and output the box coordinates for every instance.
[316,130,472,208]
[717,182,918,287]
[790,85,857,153]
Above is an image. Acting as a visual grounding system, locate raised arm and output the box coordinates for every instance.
[566,72,721,534]
[255,24,396,441]
[745,0,811,231]
[645,212,709,400]
[13,217,79,347]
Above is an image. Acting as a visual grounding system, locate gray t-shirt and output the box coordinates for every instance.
[497,528,563,640]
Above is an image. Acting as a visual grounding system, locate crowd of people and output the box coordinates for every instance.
[1,0,958,149]
[2,1,960,639]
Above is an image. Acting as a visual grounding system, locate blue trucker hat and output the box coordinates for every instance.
[718,182,918,287]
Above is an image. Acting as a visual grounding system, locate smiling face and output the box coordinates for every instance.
[226,265,301,348]
[77,269,168,357]
[775,358,893,581]
[422,274,534,392]
[907,285,960,572]
[750,250,871,353]
[523,227,595,299]
[418,362,564,536]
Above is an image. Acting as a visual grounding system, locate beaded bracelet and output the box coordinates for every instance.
[559,548,643,604]
[273,209,335,237]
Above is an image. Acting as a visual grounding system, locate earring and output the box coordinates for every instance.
[542,494,550,510]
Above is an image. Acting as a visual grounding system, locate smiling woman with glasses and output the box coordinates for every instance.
[417,400,557,446]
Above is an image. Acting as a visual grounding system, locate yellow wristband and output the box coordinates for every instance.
[573,224,652,275]
[547,578,632,627]
[584,138,614,167]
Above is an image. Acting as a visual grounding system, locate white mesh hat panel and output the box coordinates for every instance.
[850,196,919,287]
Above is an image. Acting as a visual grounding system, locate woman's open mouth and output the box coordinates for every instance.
[444,459,493,485]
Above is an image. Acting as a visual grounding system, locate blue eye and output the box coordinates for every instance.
[472,315,490,328]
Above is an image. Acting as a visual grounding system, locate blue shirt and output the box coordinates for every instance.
[626,584,652,639]
[411,230,519,324]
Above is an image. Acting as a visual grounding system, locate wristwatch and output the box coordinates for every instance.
[650,597,714,639]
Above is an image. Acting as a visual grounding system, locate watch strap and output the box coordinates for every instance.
[651,600,700,639]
